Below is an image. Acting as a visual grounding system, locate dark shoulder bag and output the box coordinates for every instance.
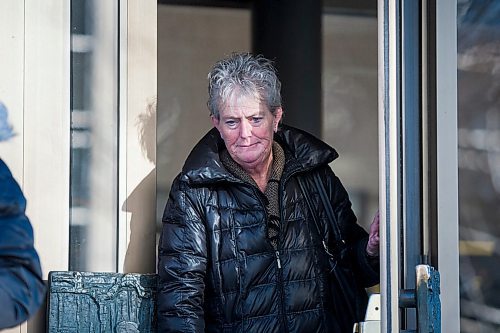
[298,173,368,332]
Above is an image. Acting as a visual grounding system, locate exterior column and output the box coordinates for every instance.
[252,0,322,137]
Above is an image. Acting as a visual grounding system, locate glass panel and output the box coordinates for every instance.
[458,1,500,331]
[322,14,378,231]
[70,0,118,272]
[157,5,251,221]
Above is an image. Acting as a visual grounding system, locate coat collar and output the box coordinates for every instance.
[180,125,339,186]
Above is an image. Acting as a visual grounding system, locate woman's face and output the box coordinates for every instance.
[212,93,282,173]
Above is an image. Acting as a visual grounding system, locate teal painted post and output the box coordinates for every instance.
[416,265,441,333]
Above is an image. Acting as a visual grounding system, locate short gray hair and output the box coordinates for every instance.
[207,53,282,119]
[0,102,15,142]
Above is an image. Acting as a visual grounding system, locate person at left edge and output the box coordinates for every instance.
[0,102,46,329]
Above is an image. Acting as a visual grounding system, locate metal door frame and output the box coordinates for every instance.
[378,0,460,331]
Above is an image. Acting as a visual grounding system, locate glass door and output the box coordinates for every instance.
[457,1,500,331]
[378,0,460,331]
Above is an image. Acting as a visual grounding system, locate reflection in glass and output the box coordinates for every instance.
[322,14,378,229]
[458,1,500,331]
[70,0,118,272]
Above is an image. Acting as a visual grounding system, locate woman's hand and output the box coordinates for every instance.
[366,210,380,257]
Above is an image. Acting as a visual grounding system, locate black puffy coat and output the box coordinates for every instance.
[157,126,379,333]
[0,159,45,328]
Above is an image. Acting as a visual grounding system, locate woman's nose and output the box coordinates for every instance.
[240,119,252,138]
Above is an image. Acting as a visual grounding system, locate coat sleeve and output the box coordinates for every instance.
[0,160,45,329]
[321,167,380,287]
[157,176,207,333]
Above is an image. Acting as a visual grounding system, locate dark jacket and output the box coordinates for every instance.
[0,159,45,328]
[157,126,379,333]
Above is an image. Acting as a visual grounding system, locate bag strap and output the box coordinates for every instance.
[299,172,361,322]
[297,175,326,249]
[297,172,345,258]
[312,173,346,246]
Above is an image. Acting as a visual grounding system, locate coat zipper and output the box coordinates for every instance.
[254,167,316,332]
[275,250,281,269]
[274,166,316,331]
[277,180,288,332]
[274,248,286,332]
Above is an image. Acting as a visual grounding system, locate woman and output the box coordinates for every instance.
[157,53,379,332]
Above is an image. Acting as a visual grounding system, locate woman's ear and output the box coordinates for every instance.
[211,116,223,139]
[211,115,220,128]
[274,107,283,131]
